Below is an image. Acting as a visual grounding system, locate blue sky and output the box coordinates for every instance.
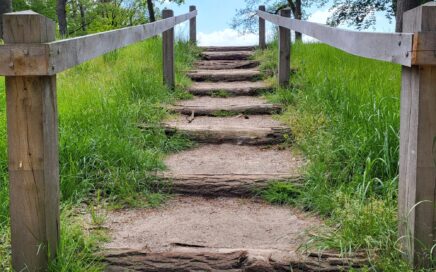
[157,0,395,46]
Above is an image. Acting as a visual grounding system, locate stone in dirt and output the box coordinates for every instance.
[188,81,272,96]
[163,115,290,145]
[160,144,304,196]
[170,96,281,116]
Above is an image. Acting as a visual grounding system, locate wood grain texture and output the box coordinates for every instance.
[278,9,291,87]
[257,10,414,66]
[259,5,266,49]
[187,69,262,82]
[188,81,272,96]
[162,9,175,89]
[194,60,259,70]
[398,2,436,268]
[189,6,196,44]
[4,11,60,272]
[0,10,197,76]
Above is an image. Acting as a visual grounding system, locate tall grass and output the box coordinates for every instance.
[256,41,423,271]
[0,38,198,271]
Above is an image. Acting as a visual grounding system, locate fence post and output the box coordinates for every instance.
[398,2,436,269]
[259,5,266,49]
[189,6,197,45]
[162,9,175,89]
[278,8,291,87]
[3,11,60,271]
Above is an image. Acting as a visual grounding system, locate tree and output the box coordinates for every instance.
[232,0,321,41]
[327,0,431,32]
[57,0,68,36]
[395,0,423,31]
[0,0,12,39]
[145,0,185,22]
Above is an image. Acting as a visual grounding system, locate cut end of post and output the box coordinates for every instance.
[279,8,291,17]
[162,9,174,19]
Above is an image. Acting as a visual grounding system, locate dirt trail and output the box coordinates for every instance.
[104,47,365,271]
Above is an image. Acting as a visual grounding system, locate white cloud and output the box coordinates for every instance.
[308,9,332,25]
[198,29,258,46]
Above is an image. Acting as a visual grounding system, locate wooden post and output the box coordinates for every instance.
[398,2,436,269]
[259,5,266,49]
[189,5,197,45]
[3,11,60,271]
[278,8,291,87]
[162,9,175,90]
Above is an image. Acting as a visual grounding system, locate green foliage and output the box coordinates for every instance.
[261,182,302,205]
[257,42,417,270]
[0,39,198,270]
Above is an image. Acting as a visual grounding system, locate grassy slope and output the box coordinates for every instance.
[0,38,198,271]
[257,41,424,271]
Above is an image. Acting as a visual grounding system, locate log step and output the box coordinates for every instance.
[188,81,272,96]
[104,197,367,271]
[187,69,262,82]
[170,96,281,116]
[201,51,254,61]
[195,60,259,70]
[200,46,256,52]
[160,144,303,196]
[163,115,290,145]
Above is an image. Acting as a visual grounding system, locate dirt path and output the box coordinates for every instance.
[104,47,365,271]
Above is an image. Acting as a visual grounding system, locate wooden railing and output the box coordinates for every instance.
[0,6,197,271]
[258,3,435,269]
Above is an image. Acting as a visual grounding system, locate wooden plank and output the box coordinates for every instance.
[278,9,291,87]
[48,10,196,74]
[259,5,266,49]
[0,10,197,76]
[163,9,175,89]
[411,32,436,65]
[3,11,60,272]
[0,44,50,75]
[398,2,436,268]
[189,6,197,44]
[257,10,414,66]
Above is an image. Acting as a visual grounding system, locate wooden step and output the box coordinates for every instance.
[201,51,254,61]
[195,60,259,70]
[160,144,303,196]
[188,81,272,96]
[187,69,262,82]
[200,46,256,52]
[163,115,290,145]
[170,96,281,116]
[104,196,367,271]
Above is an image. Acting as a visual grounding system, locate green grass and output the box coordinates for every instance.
[0,38,199,271]
[256,41,432,271]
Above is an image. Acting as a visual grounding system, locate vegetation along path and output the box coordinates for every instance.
[103,47,367,271]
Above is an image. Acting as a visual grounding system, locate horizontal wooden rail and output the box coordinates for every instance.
[257,10,416,66]
[0,10,197,76]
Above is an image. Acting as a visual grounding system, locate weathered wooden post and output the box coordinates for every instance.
[398,2,436,269]
[278,8,291,87]
[189,5,197,45]
[3,11,60,271]
[259,5,266,49]
[162,9,175,89]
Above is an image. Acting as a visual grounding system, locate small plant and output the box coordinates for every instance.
[261,182,301,205]
[211,90,231,98]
